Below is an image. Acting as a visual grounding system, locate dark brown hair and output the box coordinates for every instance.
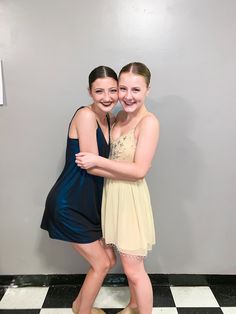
[119,62,151,87]
[89,66,118,90]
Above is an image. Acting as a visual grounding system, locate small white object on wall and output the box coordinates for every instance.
[0,60,3,105]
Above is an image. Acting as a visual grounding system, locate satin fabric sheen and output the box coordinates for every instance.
[41,107,110,243]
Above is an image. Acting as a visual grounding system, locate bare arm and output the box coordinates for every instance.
[72,108,130,179]
[86,167,138,181]
[77,115,160,180]
[71,107,99,154]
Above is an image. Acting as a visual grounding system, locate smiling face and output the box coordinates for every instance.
[118,72,150,113]
[89,77,118,113]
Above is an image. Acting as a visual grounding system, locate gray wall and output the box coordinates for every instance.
[0,0,236,275]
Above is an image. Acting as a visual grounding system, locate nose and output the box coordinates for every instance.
[124,89,132,100]
[104,92,111,101]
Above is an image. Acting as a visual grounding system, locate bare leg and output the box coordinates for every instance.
[72,240,110,314]
[127,279,138,308]
[120,255,153,314]
[103,243,116,268]
[72,240,116,314]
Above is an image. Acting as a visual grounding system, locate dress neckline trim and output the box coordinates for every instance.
[111,128,135,143]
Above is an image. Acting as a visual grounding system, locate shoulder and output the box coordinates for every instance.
[139,112,159,130]
[73,106,96,122]
[135,112,160,141]
[135,113,160,145]
[71,106,97,130]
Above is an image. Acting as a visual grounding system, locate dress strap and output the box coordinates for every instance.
[67,106,85,138]
[106,113,111,144]
[112,112,151,138]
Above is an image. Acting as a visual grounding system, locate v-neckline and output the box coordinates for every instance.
[111,128,135,143]
[96,117,110,146]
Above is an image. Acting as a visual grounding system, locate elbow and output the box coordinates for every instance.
[133,171,146,181]
[134,173,144,180]
[134,165,151,180]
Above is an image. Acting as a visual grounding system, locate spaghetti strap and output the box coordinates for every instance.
[110,113,151,142]
[92,113,111,145]
[106,114,111,144]
[67,106,85,138]
[68,106,110,144]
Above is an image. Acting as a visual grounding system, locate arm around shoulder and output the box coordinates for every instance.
[95,114,160,180]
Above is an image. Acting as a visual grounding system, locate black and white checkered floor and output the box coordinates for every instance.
[1,284,236,313]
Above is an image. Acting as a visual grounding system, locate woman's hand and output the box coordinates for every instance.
[75,152,99,169]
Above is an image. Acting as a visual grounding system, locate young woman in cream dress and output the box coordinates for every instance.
[76,62,160,314]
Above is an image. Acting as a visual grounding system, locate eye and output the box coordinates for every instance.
[132,88,140,92]
[110,88,117,93]
[95,90,103,94]
[119,87,126,92]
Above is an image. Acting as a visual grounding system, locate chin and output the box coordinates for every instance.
[123,105,137,112]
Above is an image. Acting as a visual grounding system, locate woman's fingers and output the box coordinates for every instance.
[75,159,83,166]
[75,154,93,169]
[75,152,86,157]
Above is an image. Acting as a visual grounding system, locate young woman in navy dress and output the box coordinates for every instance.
[41,66,118,314]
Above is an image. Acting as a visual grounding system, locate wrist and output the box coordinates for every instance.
[96,156,103,167]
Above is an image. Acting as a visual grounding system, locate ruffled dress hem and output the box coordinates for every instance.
[101,238,155,259]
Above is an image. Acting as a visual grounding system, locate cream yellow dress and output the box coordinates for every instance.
[101,128,155,257]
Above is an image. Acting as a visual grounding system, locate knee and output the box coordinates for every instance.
[94,257,111,275]
[100,253,117,274]
[123,264,141,285]
[125,271,137,285]
[109,254,116,269]
[101,258,111,274]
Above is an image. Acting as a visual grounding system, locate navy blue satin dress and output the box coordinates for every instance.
[41,107,110,243]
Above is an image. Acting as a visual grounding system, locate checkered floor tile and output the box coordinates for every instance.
[0,284,236,313]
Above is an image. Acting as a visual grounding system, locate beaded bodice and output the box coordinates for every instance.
[110,129,137,161]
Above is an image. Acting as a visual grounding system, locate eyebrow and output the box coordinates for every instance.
[119,86,141,90]
[95,87,117,90]
[119,84,140,87]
